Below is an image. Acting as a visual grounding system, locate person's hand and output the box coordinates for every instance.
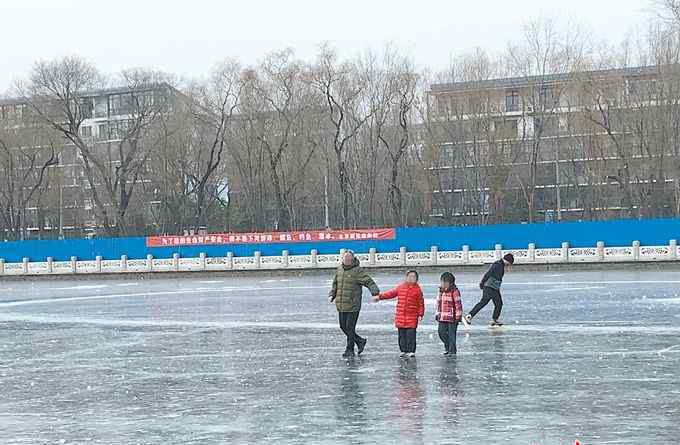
[329,295,336,303]
[372,295,381,303]
[418,316,423,322]
[435,314,440,322]
[479,282,484,290]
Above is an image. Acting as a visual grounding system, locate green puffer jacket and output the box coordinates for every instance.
[329,257,380,312]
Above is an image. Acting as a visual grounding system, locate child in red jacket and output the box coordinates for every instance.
[374,270,425,358]
[435,272,463,355]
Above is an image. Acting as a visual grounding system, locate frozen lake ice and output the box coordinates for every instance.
[1,269,679,444]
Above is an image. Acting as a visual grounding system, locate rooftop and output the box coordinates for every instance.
[429,65,662,93]
[0,82,178,107]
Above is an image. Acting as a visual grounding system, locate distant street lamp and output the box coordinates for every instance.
[58,181,64,240]
[56,152,64,240]
[324,175,330,230]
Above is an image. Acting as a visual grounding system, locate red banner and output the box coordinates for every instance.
[146,228,396,247]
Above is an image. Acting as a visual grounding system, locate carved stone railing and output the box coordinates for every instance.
[0,239,677,277]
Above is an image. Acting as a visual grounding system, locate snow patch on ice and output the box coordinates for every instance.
[643,297,680,304]
[543,286,606,292]
[657,344,680,354]
[53,284,108,290]
[0,285,329,308]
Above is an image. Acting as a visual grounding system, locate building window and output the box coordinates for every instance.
[139,91,155,108]
[2,104,22,121]
[436,95,450,116]
[21,104,35,122]
[495,119,518,140]
[109,95,121,116]
[627,76,658,99]
[78,98,93,119]
[109,93,132,116]
[539,87,555,108]
[647,78,658,96]
[79,126,92,138]
[505,89,520,112]
[94,96,108,118]
[443,146,454,164]
[558,116,569,134]
[97,124,108,140]
[467,95,482,113]
[626,78,640,96]
[109,122,121,140]
[118,93,134,115]
[534,117,558,136]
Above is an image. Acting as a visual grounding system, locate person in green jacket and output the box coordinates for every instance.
[329,251,380,357]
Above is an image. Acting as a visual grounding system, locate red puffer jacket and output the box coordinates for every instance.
[435,285,462,323]
[379,282,425,328]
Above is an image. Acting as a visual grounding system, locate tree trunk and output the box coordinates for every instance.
[389,159,402,225]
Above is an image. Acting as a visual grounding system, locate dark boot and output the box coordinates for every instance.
[342,349,355,358]
[357,337,367,355]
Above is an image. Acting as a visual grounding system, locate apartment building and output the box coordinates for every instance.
[0,84,176,239]
[426,65,680,224]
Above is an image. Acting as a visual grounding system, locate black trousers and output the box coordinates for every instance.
[338,311,364,351]
[397,328,417,353]
[438,321,459,353]
[469,287,503,321]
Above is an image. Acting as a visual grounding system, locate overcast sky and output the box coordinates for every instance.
[1,0,654,93]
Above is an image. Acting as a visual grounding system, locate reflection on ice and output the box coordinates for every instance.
[396,359,425,442]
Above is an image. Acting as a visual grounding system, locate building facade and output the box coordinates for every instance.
[0,85,177,239]
[426,65,680,225]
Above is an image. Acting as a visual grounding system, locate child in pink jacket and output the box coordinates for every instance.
[435,272,463,355]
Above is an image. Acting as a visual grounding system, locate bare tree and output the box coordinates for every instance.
[6,25,680,236]
[143,93,195,234]
[373,49,419,226]
[229,74,269,231]
[0,124,57,239]
[421,48,512,225]
[654,0,680,28]
[310,44,376,228]
[16,56,171,235]
[249,49,318,230]
[187,60,242,229]
[506,17,590,223]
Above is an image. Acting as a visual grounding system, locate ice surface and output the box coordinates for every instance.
[1,270,679,444]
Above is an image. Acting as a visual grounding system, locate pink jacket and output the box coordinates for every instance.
[435,285,462,323]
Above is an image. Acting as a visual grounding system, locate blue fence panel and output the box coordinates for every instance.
[392,219,680,251]
[1,218,678,262]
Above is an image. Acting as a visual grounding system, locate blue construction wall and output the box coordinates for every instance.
[0,218,678,262]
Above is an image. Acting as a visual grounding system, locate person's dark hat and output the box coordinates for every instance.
[503,253,515,264]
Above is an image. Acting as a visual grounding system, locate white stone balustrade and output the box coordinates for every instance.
[1,239,678,277]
